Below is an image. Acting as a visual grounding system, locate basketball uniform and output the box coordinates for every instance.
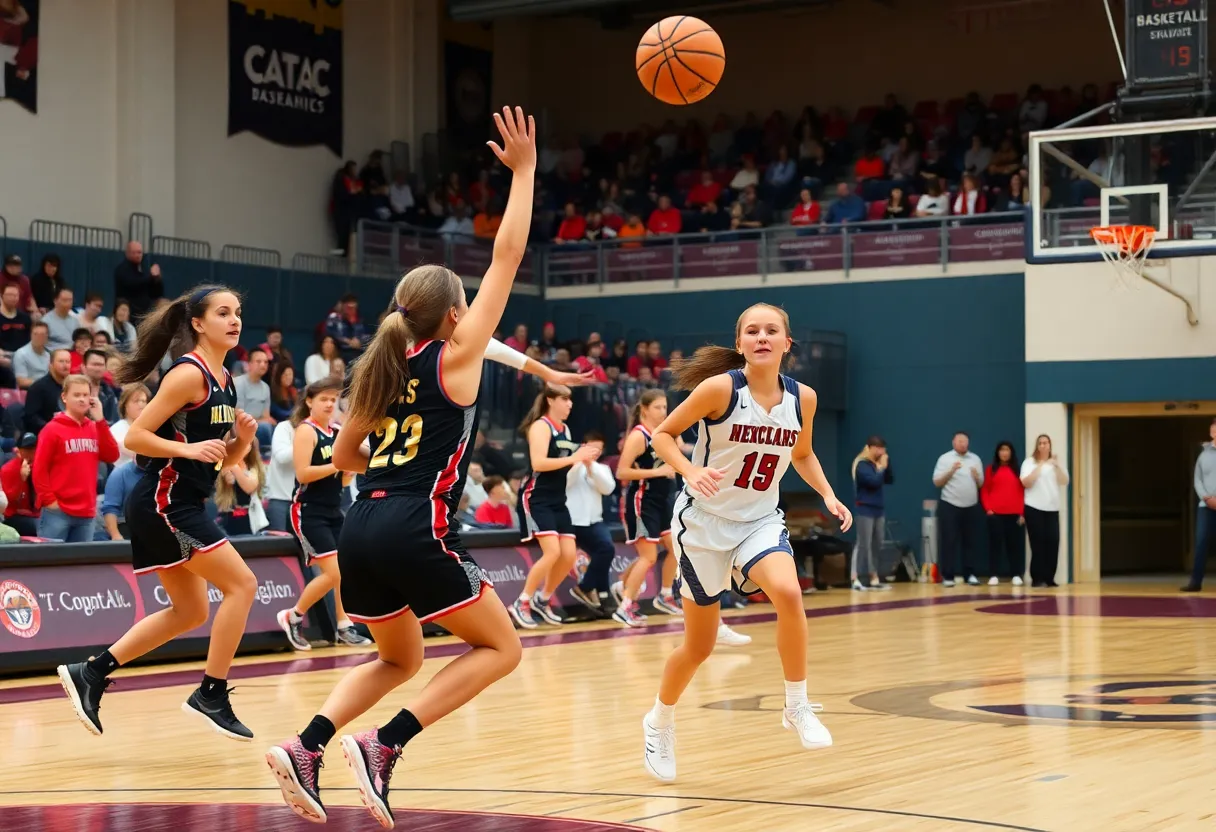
[291,419,343,564]
[672,370,803,605]
[338,340,491,625]
[126,352,236,573]
[220,486,253,536]
[517,416,578,541]
[621,424,674,544]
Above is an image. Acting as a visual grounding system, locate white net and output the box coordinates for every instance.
[1090,225,1156,288]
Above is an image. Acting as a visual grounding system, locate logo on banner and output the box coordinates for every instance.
[228,0,344,155]
[1,579,41,638]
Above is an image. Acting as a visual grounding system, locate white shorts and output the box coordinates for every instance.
[671,495,793,606]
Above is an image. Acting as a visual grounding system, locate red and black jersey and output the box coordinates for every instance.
[294,420,343,508]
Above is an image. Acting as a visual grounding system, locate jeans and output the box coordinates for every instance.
[256,422,274,450]
[986,513,1025,578]
[38,507,96,542]
[937,501,979,581]
[1024,506,1060,584]
[267,498,292,533]
[575,522,615,593]
[1189,505,1216,588]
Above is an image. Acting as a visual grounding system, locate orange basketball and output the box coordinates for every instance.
[636,16,725,106]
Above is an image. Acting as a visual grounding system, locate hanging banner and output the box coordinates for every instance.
[228,0,343,155]
[0,0,38,113]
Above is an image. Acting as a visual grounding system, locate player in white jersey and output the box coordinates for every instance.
[640,303,852,782]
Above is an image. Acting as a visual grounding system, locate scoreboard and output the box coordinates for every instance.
[1127,0,1209,87]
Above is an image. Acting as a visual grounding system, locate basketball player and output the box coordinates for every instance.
[57,286,260,741]
[613,389,680,626]
[641,303,853,782]
[265,106,535,828]
[510,384,599,628]
[277,377,370,650]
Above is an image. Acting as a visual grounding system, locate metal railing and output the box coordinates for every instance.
[292,252,350,275]
[30,220,123,251]
[128,212,153,248]
[355,220,539,285]
[219,244,281,268]
[152,235,212,260]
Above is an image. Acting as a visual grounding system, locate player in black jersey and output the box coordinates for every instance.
[276,376,371,651]
[266,106,536,828]
[613,389,681,627]
[57,286,259,742]
[510,384,599,629]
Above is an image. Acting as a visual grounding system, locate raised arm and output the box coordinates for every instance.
[788,384,851,531]
[484,337,595,387]
[440,107,536,407]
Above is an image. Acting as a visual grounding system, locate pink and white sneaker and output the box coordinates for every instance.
[266,736,326,823]
[340,729,403,829]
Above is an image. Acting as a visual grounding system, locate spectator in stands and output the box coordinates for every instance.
[75,292,105,334]
[473,476,513,528]
[1019,84,1048,133]
[215,439,265,536]
[953,173,987,215]
[1,432,40,536]
[463,461,488,509]
[826,181,866,225]
[763,144,798,209]
[695,200,728,234]
[990,172,1030,212]
[359,151,389,217]
[99,451,143,540]
[617,213,646,247]
[305,334,338,385]
[1,255,37,318]
[920,140,954,184]
[647,194,682,236]
[325,293,368,362]
[686,170,723,208]
[573,340,609,383]
[647,340,668,373]
[963,135,992,177]
[956,91,989,142]
[707,113,733,163]
[109,383,148,467]
[388,170,415,221]
[505,324,528,353]
[14,320,49,389]
[68,328,91,373]
[265,419,295,532]
[730,155,760,191]
[95,298,136,353]
[854,144,886,186]
[933,431,984,586]
[236,347,275,447]
[987,136,1021,189]
[736,185,772,233]
[43,287,77,350]
[473,430,513,479]
[113,241,162,322]
[331,160,364,254]
[0,282,31,388]
[915,176,949,217]
[439,199,475,240]
[626,340,650,378]
[883,187,912,221]
[30,253,63,314]
[474,197,503,239]
[92,331,111,349]
[790,188,821,229]
[798,125,827,178]
[872,93,908,141]
[553,202,587,244]
[584,209,615,243]
[269,363,297,423]
[33,373,118,542]
[24,348,69,434]
[82,349,118,423]
[888,136,920,185]
[259,325,293,376]
[567,430,616,611]
[537,321,559,358]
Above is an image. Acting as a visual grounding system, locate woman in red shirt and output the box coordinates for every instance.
[980,441,1026,585]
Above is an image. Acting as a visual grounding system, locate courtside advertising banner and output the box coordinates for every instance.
[228,0,343,155]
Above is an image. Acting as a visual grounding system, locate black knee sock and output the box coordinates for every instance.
[376,709,422,750]
[200,674,227,699]
[85,650,120,680]
[299,715,336,752]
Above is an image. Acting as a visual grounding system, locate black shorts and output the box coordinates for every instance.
[126,474,228,574]
[623,491,674,545]
[339,494,492,625]
[291,502,342,564]
[518,497,574,542]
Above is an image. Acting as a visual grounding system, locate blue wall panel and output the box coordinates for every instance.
[1027,357,1216,404]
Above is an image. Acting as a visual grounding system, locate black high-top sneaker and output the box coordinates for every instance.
[183,686,254,742]
[57,662,112,736]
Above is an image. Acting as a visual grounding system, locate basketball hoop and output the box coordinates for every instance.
[1090,225,1155,284]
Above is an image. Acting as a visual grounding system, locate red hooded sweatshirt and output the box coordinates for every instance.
[33,412,119,517]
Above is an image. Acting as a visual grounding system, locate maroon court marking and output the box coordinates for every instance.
[975,595,1216,618]
[0,594,990,706]
[0,803,649,831]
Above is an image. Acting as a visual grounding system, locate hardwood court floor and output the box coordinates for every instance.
[3,582,1216,832]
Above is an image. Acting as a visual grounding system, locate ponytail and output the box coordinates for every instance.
[628,388,667,430]
[518,383,571,436]
[670,345,746,391]
[117,285,235,385]
[851,446,869,480]
[345,312,414,435]
[291,376,344,427]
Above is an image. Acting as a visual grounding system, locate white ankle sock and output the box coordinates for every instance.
[650,696,676,728]
[337,618,353,630]
[784,679,808,710]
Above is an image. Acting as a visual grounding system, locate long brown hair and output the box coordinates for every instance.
[629,388,666,431]
[1032,434,1053,461]
[214,438,265,512]
[118,383,150,421]
[671,303,792,390]
[291,376,344,427]
[518,383,571,435]
[117,286,238,384]
[344,265,463,434]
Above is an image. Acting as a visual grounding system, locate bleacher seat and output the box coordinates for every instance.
[990,92,1019,113]
[0,389,26,408]
[867,200,887,221]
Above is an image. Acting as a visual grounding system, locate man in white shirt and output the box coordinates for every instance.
[566,430,617,612]
[438,201,475,239]
[465,462,489,510]
[932,431,984,587]
[389,171,414,220]
[13,320,49,389]
[235,348,274,447]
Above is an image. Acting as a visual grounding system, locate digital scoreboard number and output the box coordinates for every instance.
[1128,0,1209,86]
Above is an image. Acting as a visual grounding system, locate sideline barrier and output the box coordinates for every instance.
[0,528,648,676]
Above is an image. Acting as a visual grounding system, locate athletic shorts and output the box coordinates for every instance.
[339,494,492,625]
[291,502,342,564]
[623,490,673,545]
[518,498,575,542]
[670,494,792,606]
[126,475,229,574]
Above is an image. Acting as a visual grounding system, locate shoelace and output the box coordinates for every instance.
[88,678,115,712]
[654,724,675,761]
[293,744,325,788]
[211,686,240,721]
[379,743,403,794]
[789,703,825,728]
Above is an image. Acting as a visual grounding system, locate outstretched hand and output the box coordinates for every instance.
[487,106,536,173]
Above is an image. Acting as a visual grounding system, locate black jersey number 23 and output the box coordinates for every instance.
[369,414,424,469]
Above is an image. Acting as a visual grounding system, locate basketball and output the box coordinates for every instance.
[635,16,724,106]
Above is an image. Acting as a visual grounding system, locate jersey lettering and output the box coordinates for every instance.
[319,444,333,461]
[210,404,236,425]
[727,423,799,447]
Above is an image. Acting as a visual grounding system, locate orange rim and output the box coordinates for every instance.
[1089,225,1156,255]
